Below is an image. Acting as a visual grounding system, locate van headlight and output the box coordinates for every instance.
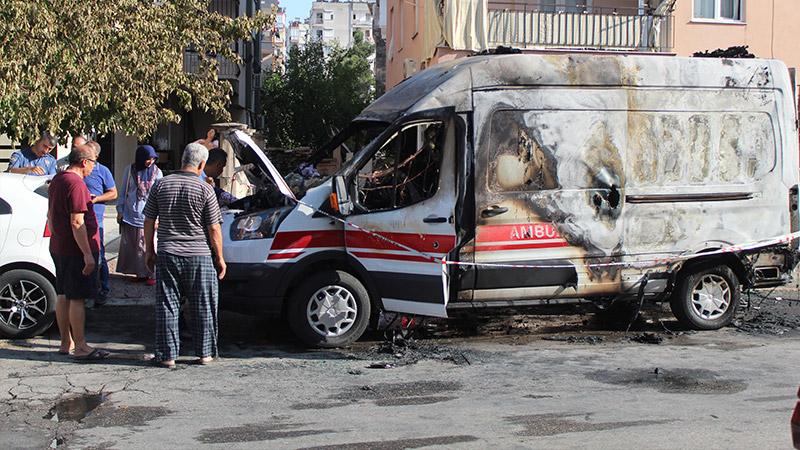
[230,207,292,241]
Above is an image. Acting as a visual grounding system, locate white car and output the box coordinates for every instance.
[0,173,56,338]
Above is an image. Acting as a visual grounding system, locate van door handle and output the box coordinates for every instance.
[423,216,448,223]
[481,205,509,218]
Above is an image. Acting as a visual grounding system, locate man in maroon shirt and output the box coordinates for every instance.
[47,145,109,360]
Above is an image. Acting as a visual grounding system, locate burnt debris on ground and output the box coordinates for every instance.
[732,296,800,336]
[343,336,476,368]
[542,335,604,344]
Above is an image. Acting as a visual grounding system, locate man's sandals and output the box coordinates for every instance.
[72,349,110,362]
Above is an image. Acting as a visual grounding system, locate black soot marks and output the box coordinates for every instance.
[291,380,463,410]
[290,401,352,411]
[587,368,747,394]
[197,422,334,444]
[506,413,670,437]
[299,435,480,450]
[373,396,458,407]
[335,380,462,403]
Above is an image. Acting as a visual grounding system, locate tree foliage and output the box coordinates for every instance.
[0,0,273,141]
[262,30,374,150]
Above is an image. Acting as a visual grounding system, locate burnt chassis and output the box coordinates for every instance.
[445,242,799,313]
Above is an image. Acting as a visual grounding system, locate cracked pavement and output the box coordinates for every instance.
[2,292,800,449]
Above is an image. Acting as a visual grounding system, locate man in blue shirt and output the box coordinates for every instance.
[82,141,117,305]
[5,132,58,176]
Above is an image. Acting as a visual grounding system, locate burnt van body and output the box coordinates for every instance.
[221,54,800,347]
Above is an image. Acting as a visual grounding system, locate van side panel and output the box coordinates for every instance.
[468,83,791,301]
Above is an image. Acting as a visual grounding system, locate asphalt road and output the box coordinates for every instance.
[1,292,800,449]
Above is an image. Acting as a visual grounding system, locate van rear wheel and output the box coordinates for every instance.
[670,265,740,330]
[287,270,371,348]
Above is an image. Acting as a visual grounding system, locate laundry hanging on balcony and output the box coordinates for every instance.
[441,0,489,53]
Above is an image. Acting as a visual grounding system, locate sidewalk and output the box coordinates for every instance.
[99,211,156,306]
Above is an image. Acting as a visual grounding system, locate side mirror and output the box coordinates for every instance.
[330,175,353,216]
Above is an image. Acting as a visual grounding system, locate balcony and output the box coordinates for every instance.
[183,51,241,81]
[487,3,673,52]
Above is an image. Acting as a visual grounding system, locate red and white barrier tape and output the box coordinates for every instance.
[287,196,799,271]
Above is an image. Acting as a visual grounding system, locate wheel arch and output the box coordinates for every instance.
[277,251,381,316]
[676,249,749,288]
[0,262,56,286]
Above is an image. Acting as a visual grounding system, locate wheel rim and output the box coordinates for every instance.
[0,279,48,331]
[690,274,731,321]
[306,285,358,337]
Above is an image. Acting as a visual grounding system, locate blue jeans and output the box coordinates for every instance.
[97,227,110,297]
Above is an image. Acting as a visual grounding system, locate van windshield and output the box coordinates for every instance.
[335,121,388,174]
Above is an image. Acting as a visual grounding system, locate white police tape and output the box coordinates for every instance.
[287,196,799,271]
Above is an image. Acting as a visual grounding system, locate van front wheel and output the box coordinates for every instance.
[288,270,371,348]
[670,265,740,330]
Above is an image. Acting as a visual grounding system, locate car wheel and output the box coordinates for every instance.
[670,265,740,330]
[288,270,371,348]
[0,269,57,338]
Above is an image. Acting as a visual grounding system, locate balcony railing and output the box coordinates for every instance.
[487,3,673,52]
[183,51,240,80]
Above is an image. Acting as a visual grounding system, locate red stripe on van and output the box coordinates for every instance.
[346,230,456,253]
[267,251,304,260]
[271,230,344,250]
[351,251,439,263]
[475,241,570,252]
[477,223,562,243]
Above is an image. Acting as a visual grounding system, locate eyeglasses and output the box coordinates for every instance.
[84,158,97,164]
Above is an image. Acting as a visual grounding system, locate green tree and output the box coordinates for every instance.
[262,30,375,150]
[0,0,273,142]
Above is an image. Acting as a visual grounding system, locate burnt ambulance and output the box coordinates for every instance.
[221,53,800,347]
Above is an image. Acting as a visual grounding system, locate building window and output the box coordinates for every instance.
[316,29,323,39]
[409,0,419,38]
[388,6,394,60]
[693,0,743,21]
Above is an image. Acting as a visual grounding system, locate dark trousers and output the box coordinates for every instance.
[97,227,110,297]
[154,253,218,361]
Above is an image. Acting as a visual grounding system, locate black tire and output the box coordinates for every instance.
[0,269,57,338]
[670,265,740,330]
[287,270,371,348]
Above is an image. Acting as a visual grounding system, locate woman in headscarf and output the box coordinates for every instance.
[116,145,163,285]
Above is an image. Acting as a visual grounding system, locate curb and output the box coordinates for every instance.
[89,297,155,308]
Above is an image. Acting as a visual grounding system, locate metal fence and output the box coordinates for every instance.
[183,51,241,80]
[487,3,673,52]
[182,0,241,80]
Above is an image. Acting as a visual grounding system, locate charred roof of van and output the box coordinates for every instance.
[357,53,787,123]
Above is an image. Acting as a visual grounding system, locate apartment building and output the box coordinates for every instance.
[385,0,800,91]
[262,2,288,72]
[310,0,375,53]
[289,20,311,53]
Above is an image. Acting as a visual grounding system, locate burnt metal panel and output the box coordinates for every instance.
[474,260,578,290]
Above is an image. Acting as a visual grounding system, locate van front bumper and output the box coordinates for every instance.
[219,263,286,316]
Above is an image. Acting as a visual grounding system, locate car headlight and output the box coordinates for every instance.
[230,207,292,241]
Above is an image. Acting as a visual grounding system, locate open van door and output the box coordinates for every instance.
[340,110,459,317]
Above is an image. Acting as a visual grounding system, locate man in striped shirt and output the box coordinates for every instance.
[143,143,227,368]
